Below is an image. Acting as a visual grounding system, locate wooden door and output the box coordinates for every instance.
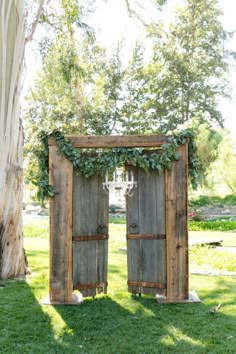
[72,173,109,297]
[126,167,166,296]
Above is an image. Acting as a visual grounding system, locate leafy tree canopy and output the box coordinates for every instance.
[118,0,234,134]
[208,130,236,194]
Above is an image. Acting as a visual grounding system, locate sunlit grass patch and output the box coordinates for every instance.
[190,245,236,272]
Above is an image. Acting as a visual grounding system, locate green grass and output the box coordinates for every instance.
[23,222,49,238]
[109,216,126,224]
[25,216,236,235]
[190,245,236,272]
[111,216,236,232]
[1,222,236,353]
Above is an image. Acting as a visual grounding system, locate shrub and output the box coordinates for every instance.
[189,220,236,231]
[188,210,204,221]
[189,194,236,207]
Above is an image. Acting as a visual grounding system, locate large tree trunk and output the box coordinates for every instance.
[0,0,27,278]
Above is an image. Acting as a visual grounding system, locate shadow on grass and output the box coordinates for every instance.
[53,279,236,354]
[27,250,48,259]
[195,275,236,304]
[215,276,236,301]
[0,280,66,353]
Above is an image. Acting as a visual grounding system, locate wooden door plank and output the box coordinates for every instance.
[154,170,167,289]
[97,176,109,294]
[73,172,89,297]
[72,169,82,293]
[87,176,99,297]
[126,167,166,295]
[139,170,166,295]
[138,169,150,294]
[165,143,188,301]
[72,172,108,297]
[49,144,73,303]
[126,167,141,294]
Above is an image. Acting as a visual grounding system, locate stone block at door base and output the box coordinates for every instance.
[156,291,201,304]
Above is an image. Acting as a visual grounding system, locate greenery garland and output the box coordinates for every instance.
[33,129,201,203]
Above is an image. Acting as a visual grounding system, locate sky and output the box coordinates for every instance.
[25,0,236,135]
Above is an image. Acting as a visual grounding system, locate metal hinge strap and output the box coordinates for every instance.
[127,280,166,289]
[73,235,108,241]
[73,282,108,290]
[127,234,166,240]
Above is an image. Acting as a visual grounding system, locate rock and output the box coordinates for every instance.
[38,209,49,216]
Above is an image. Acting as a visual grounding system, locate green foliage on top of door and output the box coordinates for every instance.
[31,128,201,204]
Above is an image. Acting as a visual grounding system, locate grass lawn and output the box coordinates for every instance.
[0,222,236,353]
[189,230,236,247]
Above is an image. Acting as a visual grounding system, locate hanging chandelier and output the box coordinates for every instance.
[102,167,137,197]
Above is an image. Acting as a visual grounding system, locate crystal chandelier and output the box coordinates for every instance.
[102,167,137,196]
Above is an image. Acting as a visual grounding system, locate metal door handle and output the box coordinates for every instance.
[128,223,139,233]
[97,224,108,234]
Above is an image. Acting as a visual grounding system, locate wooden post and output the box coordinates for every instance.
[49,144,73,303]
[165,143,188,302]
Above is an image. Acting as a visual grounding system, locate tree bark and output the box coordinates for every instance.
[0,0,27,278]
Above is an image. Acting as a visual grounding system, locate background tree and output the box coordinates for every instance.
[25,0,235,196]
[24,39,124,141]
[195,124,222,184]
[82,43,124,135]
[23,0,236,208]
[26,34,84,135]
[208,131,236,194]
[119,0,233,134]
[24,0,95,203]
[118,44,150,134]
[24,39,125,200]
[183,122,223,187]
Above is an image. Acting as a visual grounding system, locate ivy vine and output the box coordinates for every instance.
[33,129,201,203]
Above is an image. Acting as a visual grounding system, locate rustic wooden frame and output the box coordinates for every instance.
[49,135,189,303]
[165,144,189,302]
[49,144,73,303]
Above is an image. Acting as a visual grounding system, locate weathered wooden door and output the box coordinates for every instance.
[126,167,166,296]
[72,173,109,297]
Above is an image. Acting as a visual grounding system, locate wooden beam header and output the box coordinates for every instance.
[49,134,169,148]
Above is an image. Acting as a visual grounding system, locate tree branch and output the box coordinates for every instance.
[25,0,50,44]
[42,14,61,31]
[124,0,147,27]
